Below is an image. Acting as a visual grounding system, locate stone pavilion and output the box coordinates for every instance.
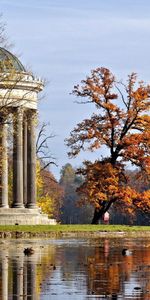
[0,47,56,224]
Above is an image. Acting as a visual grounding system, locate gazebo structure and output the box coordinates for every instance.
[0,47,56,224]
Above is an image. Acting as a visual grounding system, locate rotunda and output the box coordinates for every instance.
[0,48,55,224]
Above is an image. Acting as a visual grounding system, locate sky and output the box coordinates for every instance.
[1,0,150,179]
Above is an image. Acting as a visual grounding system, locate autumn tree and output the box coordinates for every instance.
[66,67,150,224]
[126,169,150,225]
[37,160,63,220]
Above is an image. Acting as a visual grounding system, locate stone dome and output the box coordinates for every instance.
[0,47,26,72]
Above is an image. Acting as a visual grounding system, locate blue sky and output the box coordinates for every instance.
[1,0,150,179]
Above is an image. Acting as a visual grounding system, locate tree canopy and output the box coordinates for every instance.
[66,67,150,223]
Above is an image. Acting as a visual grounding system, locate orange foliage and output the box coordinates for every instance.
[77,160,138,216]
[39,168,64,220]
[66,68,150,222]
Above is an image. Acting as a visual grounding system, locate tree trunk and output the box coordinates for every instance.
[91,207,105,224]
[91,200,113,224]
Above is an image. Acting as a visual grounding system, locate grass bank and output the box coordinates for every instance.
[0,224,150,238]
[0,224,149,232]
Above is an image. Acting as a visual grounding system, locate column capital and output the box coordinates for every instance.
[13,107,24,121]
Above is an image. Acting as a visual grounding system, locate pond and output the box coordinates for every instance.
[0,237,150,299]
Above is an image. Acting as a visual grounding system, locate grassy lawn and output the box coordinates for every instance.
[0,224,149,232]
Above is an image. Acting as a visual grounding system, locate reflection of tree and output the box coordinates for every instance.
[36,245,56,295]
[59,244,91,284]
[87,243,121,296]
[0,239,150,298]
[86,239,150,298]
[131,247,150,298]
[121,246,150,299]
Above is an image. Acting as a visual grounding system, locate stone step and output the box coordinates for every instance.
[0,209,57,225]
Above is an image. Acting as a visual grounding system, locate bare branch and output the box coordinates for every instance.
[36,122,57,170]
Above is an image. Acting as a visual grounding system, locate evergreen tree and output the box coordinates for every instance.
[60,163,93,224]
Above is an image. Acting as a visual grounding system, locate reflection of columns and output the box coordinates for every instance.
[0,116,8,208]
[0,244,41,300]
[23,113,27,206]
[12,108,24,208]
[26,110,37,209]
[1,252,8,300]
[27,260,37,299]
[13,257,24,299]
[23,261,27,300]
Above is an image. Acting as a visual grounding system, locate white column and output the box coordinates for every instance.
[12,108,24,208]
[23,112,27,206]
[0,116,8,208]
[26,110,37,209]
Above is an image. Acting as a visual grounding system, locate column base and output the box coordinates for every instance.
[26,204,37,209]
[12,204,25,208]
[0,205,9,208]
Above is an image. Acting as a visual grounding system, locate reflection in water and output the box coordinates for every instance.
[0,238,150,299]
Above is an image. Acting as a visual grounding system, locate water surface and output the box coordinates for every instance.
[0,237,150,299]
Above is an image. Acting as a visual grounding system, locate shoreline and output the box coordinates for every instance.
[1,230,150,239]
[0,224,150,239]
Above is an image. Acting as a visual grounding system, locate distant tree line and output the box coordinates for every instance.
[59,163,93,224]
